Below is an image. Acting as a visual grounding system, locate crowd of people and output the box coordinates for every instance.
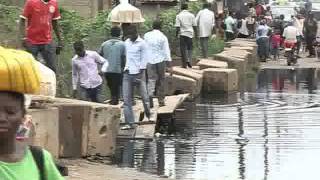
[221,1,319,62]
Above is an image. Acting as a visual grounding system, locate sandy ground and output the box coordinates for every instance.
[63,159,172,180]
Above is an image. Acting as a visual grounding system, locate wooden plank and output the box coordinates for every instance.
[117,128,136,139]
[158,94,190,115]
[135,124,156,140]
[135,109,158,140]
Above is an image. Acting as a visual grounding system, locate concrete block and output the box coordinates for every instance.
[222,50,250,60]
[172,66,203,92]
[28,108,60,158]
[51,98,121,158]
[203,68,238,92]
[86,105,121,157]
[212,53,247,75]
[165,73,199,96]
[197,59,228,69]
[224,47,256,64]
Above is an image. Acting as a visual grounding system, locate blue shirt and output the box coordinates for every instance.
[124,37,148,74]
[99,38,125,74]
[144,30,171,65]
[256,25,270,39]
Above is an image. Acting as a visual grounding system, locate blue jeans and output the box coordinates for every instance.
[79,85,101,103]
[123,71,150,125]
[26,42,56,72]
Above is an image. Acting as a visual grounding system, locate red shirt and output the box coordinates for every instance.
[21,0,61,44]
[271,34,281,48]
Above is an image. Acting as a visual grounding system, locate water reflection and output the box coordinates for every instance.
[115,68,320,180]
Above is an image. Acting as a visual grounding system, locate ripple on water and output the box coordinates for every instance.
[115,69,320,180]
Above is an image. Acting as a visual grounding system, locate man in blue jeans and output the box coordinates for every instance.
[19,0,63,72]
[122,25,151,130]
[72,41,107,102]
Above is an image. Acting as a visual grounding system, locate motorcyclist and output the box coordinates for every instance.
[283,21,300,55]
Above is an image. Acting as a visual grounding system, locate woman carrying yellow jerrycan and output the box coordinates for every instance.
[0,46,64,180]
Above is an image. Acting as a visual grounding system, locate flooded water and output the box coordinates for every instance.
[115,68,320,180]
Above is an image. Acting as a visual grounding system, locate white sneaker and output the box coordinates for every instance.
[121,125,133,130]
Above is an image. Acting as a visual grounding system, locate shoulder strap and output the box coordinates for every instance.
[30,146,45,180]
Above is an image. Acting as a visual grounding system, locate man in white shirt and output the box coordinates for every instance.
[122,25,151,130]
[196,3,215,58]
[283,21,300,43]
[72,41,107,102]
[175,3,197,68]
[224,12,236,41]
[144,21,172,107]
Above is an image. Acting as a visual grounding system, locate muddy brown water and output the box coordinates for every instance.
[115,68,320,180]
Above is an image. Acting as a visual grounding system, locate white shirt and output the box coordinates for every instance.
[124,37,148,74]
[225,16,236,33]
[239,19,249,36]
[175,10,197,38]
[293,17,304,36]
[144,30,172,65]
[283,26,300,42]
[196,8,215,38]
[72,51,106,90]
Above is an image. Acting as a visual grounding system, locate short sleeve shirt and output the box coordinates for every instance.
[0,148,64,180]
[21,0,61,45]
[175,10,197,38]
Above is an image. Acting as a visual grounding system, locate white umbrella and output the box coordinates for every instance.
[108,0,145,23]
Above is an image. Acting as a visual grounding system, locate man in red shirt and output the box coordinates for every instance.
[19,0,63,72]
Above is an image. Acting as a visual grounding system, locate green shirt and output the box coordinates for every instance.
[0,148,64,180]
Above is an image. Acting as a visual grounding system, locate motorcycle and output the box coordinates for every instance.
[284,41,298,66]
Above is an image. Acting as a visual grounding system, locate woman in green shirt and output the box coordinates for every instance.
[0,47,64,180]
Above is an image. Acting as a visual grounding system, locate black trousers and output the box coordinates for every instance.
[179,35,193,67]
[105,72,122,103]
[225,31,235,41]
[306,36,316,56]
[79,85,101,103]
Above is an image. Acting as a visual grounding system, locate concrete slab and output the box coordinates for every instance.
[197,59,228,69]
[28,108,60,158]
[51,98,121,157]
[165,73,199,97]
[172,67,203,93]
[203,68,238,92]
[135,124,156,140]
[213,53,247,75]
[86,105,121,157]
[158,94,190,115]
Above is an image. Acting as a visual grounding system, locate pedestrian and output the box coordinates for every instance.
[270,29,282,60]
[72,41,107,103]
[238,14,250,38]
[0,46,64,180]
[304,12,318,58]
[293,14,305,54]
[19,0,63,73]
[122,25,151,130]
[144,21,172,108]
[99,26,126,105]
[247,2,256,37]
[175,3,197,68]
[256,20,271,62]
[224,11,236,41]
[196,3,215,58]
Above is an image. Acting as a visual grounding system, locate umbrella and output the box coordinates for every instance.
[108,0,145,23]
